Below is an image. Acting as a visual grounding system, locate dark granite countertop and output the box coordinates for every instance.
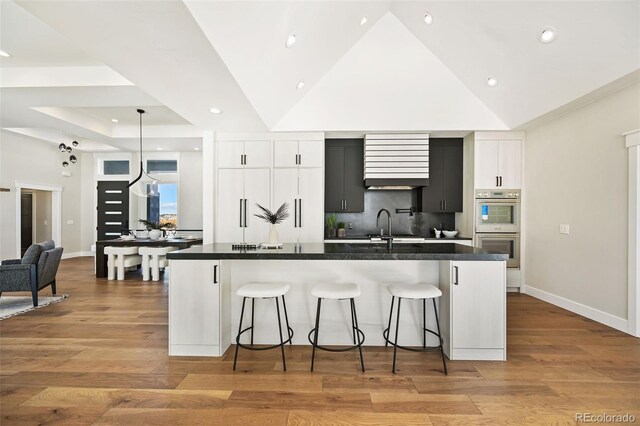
[324,234,472,241]
[167,243,507,261]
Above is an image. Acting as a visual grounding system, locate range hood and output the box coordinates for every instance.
[364,133,429,189]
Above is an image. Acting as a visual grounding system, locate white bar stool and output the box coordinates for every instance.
[233,283,293,371]
[138,246,177,281]
[104,246,142,280]
[383,283,447,375]
[308,283,365,372]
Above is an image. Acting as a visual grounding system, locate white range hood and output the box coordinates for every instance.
[364,133,430,189]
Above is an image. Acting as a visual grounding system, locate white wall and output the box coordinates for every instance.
[524,82,640,323]
[0,131,82,258]
[178,151,203,229]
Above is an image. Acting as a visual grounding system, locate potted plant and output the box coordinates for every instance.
[254,203,289,244]
[325,214,337,238]
[139,219,174,240]
[337,222,346,238]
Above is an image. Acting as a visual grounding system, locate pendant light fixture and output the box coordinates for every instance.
[128,109,159,197]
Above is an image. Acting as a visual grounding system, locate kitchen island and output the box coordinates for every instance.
[167,243,507,361]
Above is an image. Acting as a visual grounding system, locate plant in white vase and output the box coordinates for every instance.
[254,203,289,244]
[139,219,174,240]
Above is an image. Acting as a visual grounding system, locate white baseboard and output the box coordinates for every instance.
[62,251,94,259]
[524,285,628,333]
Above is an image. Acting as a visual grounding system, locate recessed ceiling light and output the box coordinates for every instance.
[360,16,368,26]
[487,76,498,87]
[539,27,557,43]
[296,80,305,90]
[285,34,297,48]
[0,50,11,58]
[157,147,163,151]
[209,107,222,114]
[194,147,200,151]
[424,12,433,25]
[111,118,119,123]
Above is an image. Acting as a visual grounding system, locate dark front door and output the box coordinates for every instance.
[20,192,33,255]
[97,181,130,240]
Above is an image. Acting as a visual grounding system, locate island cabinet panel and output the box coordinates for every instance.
[325,139,365,213]
[439,260,506,361]
[169,260,230,356]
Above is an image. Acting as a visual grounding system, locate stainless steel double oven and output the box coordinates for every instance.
[475,189,520,268]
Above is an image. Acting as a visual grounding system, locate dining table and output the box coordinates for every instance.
[94,237,203,278]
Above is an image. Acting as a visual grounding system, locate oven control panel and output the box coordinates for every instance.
[476,190,520,199]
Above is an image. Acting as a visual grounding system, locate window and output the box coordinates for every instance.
[147,160,178,174]
[103,160,130,175]
[147,183,178,227]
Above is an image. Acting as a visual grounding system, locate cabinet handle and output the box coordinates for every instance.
[496,176,499,187]
[453,265,459,285]
[499,176,503,187]
[344,200,347,211]
[299,198,302,227]
[298,154,302,165]
[443,200,447,211]
[243,199,247,227]
[239,199,243,227]
[294,199,298,227]
[213,264,218,284]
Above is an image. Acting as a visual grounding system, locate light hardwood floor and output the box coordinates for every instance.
[1,257,639,425]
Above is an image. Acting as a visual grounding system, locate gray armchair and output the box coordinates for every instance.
[0,240,64,307]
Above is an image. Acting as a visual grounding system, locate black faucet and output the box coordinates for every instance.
[376,208,392,236]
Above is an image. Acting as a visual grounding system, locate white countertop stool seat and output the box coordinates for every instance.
[104,246,142,281]
[308,283,365,373]
[233,283,293,372]
[384,283,447,375]
[138,246,177,282]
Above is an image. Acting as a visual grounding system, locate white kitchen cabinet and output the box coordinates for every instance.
[475,140,522,189]
[216,168,271,243]
[169,259,230,356]
[274,140,324,168]
[439,260,506,360]
[273,167,324,243]
[218,140,271,168]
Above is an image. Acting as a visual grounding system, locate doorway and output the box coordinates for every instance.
[15,182,62,258]
[20,191,33,255]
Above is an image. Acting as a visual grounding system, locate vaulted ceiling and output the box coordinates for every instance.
[1,0,638,151]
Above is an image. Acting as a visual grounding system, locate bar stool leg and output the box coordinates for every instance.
[350,301,356,345]
[392,297,402,374]
[351,298,365,372]
[423,298,427,348]
[281,295,292,345]
[275,297,287,372]
[233,297,247,371]
[385,296,395,347]
[250,298,255,345]
[310,298,322,372]
[433,298,448,375]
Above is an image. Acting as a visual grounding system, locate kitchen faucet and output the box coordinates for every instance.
[376,208,392,237]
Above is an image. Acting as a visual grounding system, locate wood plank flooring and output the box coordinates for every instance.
[1,257,638,425]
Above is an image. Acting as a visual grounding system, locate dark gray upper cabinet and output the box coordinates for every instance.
[416,138,463,213]
[325,139,365,213]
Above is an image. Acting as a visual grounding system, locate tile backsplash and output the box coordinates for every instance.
[326,191,455,237]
